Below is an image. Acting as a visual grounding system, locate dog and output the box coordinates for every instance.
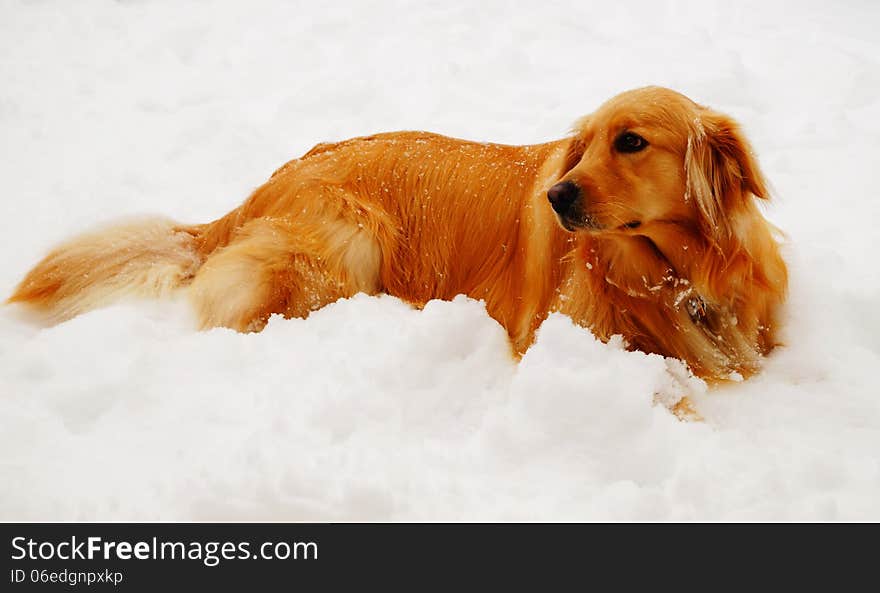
[8,86,787,381]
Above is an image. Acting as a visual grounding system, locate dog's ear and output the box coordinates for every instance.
[561,116,589,175]
[686,110,769,235]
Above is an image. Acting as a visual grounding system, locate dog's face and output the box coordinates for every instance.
[549,87,768,238]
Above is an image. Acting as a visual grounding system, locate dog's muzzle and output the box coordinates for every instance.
[547,181,580,216]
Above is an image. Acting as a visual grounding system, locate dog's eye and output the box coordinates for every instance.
[614,131,648,153]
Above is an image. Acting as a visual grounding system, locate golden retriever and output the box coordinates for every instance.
[8,86,787,381]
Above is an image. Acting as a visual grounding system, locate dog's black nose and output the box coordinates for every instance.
[547,181,580,214]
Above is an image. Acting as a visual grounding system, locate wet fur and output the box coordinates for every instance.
[8,87,787,381]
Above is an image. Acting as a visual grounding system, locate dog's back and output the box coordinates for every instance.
[193,131,571,343]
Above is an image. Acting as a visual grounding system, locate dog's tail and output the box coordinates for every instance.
[7,217,207,324]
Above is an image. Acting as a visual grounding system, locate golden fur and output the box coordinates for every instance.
[8,87,787,381]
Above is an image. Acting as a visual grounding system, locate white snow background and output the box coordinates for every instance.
[1,0,879,520]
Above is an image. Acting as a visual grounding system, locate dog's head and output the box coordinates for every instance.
[549,86,769,240]
[549,87,788,379]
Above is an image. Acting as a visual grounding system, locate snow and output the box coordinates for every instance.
[2,0,879,520]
